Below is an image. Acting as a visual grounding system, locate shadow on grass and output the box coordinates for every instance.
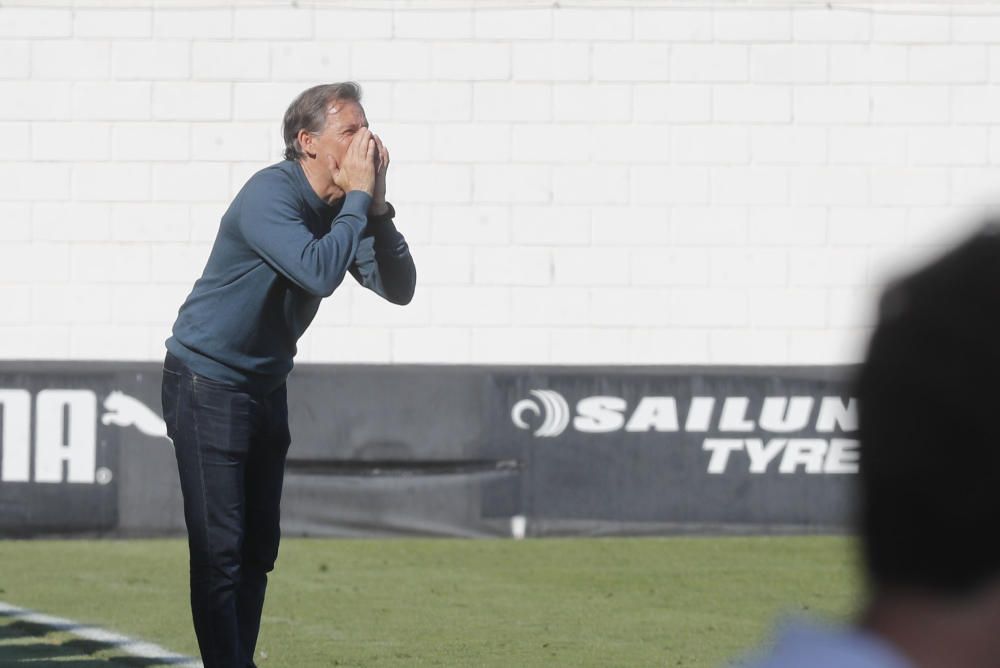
[0,615,194,666]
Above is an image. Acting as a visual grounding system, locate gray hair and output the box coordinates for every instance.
[282,82,362,161]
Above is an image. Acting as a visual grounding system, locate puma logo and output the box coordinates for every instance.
[101,391,168,439]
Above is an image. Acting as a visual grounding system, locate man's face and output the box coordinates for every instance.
[306,99,369,196]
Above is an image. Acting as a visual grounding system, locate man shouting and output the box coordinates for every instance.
[160,81,416,667]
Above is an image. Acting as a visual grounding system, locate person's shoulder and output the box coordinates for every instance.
[733,617,912,668]
[245,159,297,190]
[236,160,300,206]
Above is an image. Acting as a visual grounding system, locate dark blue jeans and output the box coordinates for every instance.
[160,351,291,668]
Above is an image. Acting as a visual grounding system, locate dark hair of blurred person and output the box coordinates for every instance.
[736,222,1000,668]
[854,222,1000,667]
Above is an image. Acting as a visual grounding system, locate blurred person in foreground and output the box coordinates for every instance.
[161,81,416,668]
[736,222,1000,668]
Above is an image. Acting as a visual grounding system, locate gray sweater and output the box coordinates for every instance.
[165,158,416,396]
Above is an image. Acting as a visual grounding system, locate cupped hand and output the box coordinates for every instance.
[329,128,376,197]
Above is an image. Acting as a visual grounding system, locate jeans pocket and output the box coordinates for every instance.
[160,369,181,440]
[270,384,292,455]
[191,382,254,458]
[191,371,240,392]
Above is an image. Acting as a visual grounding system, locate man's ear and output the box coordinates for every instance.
[298,129,315,158]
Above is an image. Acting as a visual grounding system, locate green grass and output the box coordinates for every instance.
[0,536,862,667]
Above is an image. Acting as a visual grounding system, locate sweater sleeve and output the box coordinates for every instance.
[237,172,371,298]
[348,204,417,305]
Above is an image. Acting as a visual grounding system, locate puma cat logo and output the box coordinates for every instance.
[101,391,168,439]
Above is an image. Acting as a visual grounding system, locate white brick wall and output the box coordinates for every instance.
[0,2,995,366]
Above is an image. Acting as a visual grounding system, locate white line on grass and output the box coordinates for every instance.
[0,600,202,667]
